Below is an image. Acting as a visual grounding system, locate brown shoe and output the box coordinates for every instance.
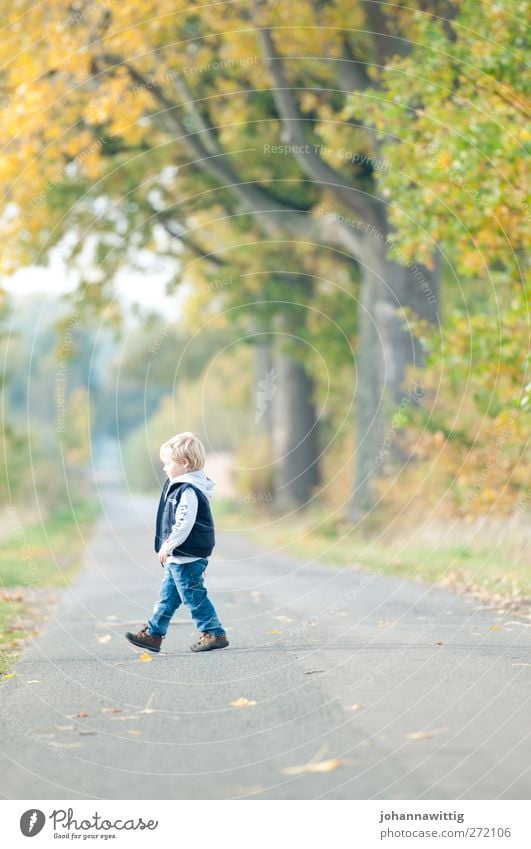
[190,632,229,652]
[125,624,163,653]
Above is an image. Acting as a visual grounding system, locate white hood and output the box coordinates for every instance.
[169,469,215,500]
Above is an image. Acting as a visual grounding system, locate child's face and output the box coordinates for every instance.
[162,455,190,479]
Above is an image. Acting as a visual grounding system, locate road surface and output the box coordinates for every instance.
[1,484,529,800]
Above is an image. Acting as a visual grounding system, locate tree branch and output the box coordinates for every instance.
[251,14,382,227]
[97,53,367,258]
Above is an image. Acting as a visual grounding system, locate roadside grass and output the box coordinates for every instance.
[0,499,101,677]
[214,499,529,614]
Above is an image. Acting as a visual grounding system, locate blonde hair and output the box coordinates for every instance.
[160,432,205,471]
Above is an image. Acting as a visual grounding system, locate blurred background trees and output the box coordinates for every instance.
[0,0,528,548]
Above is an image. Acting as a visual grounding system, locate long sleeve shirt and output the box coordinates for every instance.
[164,485,201,564]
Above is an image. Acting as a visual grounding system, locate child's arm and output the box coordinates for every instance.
[159,487,199,563]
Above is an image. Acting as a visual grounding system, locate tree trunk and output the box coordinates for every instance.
[272,348,321,509]
[347,239,440,519]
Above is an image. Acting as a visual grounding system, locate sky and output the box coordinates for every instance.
[3,257,182,320]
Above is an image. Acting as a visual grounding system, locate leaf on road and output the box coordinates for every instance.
[1,673,16,681]
[304,670,324,675]
[137,653,152,663]
[281,743,344,775]
[282,757,343,775]
[140,694,157,714]
[67,712,89,718]
[102,707,123,714]
[405,727,446,740]
[268,629,282,635]
[489,625,502,631]
[229,697,257,708]
[97,635,112,644]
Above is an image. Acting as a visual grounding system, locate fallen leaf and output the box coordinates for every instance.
[97,635,112,644]
[78,731,96,736]
[74,712,89,718]
[229,697,257,708]
[1,673,16,681]
[435,642,444,646]
[102,707,122,714]
[282,757,343,775]
[489,625,502,631]
[268,629,282,635]
[405,727,446,741]
[304,670,324,675]
[137,653,152,663]
[140,694,157,714]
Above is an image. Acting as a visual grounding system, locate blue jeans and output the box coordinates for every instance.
[147,558,225,637]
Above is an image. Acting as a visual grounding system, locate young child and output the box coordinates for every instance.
[125,432,228,653]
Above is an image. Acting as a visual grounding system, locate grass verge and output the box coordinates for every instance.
[214,499,529,617]
[0,499,101,677]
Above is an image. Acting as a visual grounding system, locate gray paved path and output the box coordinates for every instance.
[1,486,529,799]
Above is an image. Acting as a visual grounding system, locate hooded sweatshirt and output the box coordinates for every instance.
[163,469,216,564]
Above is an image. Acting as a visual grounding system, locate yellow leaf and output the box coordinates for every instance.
[282,758,343,775]
[1,673,15,681]
[229,697,257,708]
[138,653,153,663]
[405,727,446,740]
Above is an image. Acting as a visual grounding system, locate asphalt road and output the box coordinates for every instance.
[1,485,529,800]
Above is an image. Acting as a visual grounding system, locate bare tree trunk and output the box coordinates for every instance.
[265,300,321,509]
[272,348,320,509]
[347,240,440,519]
